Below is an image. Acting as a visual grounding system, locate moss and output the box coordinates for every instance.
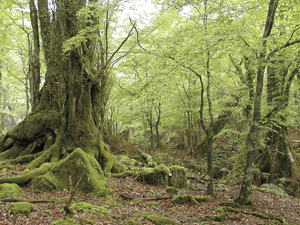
[0,164,15,172]
[169,166,187,189]
[218,200,241,208]
[70,202,109,216]
[259,183,287,195]
[146,214,178,225]
[138,166,170,186]
[163,187,178,194]
[50,148,111,197]
[0,183,22,199]
[0,162,52,186]
[198,212,226,222]
[50,217,76,225]
[124,217,142,225]
[80,218,95,224]
[171,194,199,205]
[0,146,26,160]
[115,155,138,167]
[194,195,212,203]
[111,171,135,178]
[99,142,126,176]
[30,172,59,192]
[217,206,240,213]
[8,202,35,216]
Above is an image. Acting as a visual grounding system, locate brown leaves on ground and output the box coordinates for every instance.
[1,169,300,224]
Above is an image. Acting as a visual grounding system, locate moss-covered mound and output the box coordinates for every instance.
[30,173,59,192]
[169,166,187,188]
[137,165,188,188]
[50,217,76,225]
[163,187,179,194]
[138,166,170,186]
[48,148,111,197]
[172,194,199,205]
[8,202,35,216]
[70,202,109,216]
[146,214,178,225]
[0,183,22,199]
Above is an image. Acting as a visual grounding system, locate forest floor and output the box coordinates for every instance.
[0,162,300,225]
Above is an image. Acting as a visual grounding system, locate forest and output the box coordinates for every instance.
[0,0,300,224]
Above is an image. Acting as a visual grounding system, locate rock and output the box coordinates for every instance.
[260,183,287,195]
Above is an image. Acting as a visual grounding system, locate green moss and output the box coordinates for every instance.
[70,202,109,216]
[0,146,26,160]
[8,202,35,216]
[0,183,22,199]
[111,171,135,178]
[259,183,287,195]
[0,163,52,186]
[163,187,178,194]
[99,142,126,176]
[0,164,15,172]
[50,148,111,197]
[115,155,138,167]
[169,166,187,189]
[146,214,178,225]
[30,173,59,192]
[172,194,199,205]
[218,200,241,208]
[217,206,240,213]
[194,195,212,203]
[80,218,95,224]
[138,166,170,186]
[124,217,142,225]
[50,217,76,225]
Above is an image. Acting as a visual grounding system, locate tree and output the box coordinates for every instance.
[0,0,134,195]
[235,0,300,205]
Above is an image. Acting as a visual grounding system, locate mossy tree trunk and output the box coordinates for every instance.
[235,0,279,205]
[258,64,299,180]
[0,0,130,193]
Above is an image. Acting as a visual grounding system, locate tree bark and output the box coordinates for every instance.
[235,0,279,205]
[0,0,126,194]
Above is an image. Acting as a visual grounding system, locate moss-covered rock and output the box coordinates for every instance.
[146,214,178,225]
[169,166,187,189]
[138,166,171,186]
[163,187,179,194]
[0,183,22,199]
[259,183,287,195]
[30,173,59,192]
[115,155,138,167]
[50,217,76,225]
[171,194,199,205]
[49,148,111,197]
[8,202,35,216]
[70,202,109,216]
[194,195,212,203]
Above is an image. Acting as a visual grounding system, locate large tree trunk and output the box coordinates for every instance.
[0,0,125,196]
[235,0,279,205]
[258,65,298,180]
